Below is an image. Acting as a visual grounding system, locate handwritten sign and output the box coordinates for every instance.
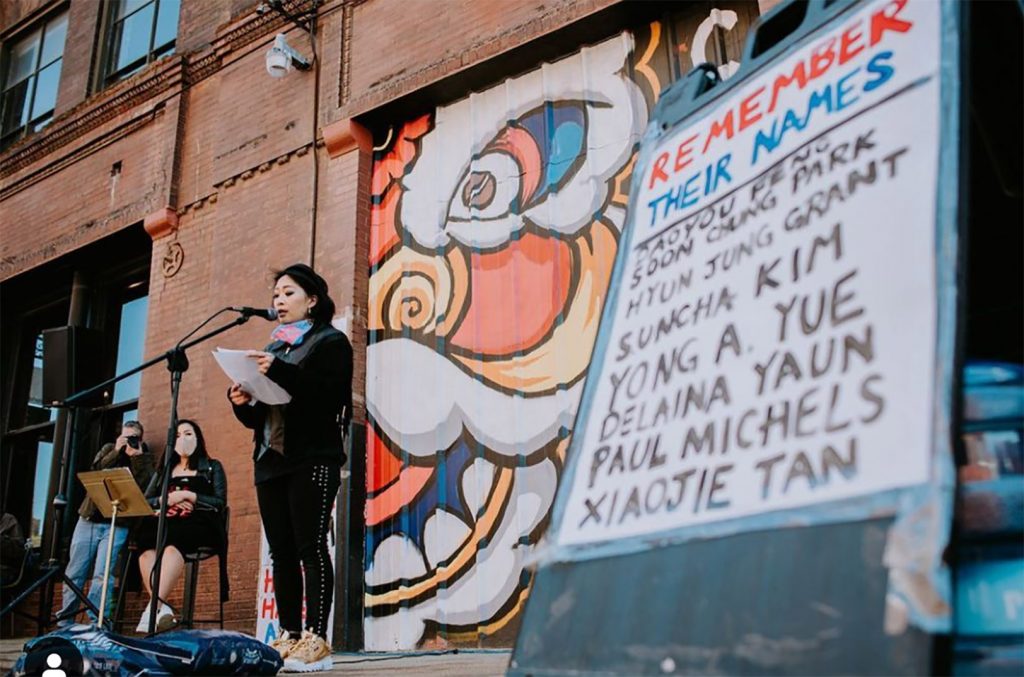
[557,0,941,547]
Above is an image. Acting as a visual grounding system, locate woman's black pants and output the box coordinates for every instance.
[256,463,340,638]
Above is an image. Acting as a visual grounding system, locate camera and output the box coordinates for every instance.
[126,436,141,450]
[265,34,311,78]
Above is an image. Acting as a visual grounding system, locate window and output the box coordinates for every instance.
[25,332,59,545]
[1,303,68,550]
[0,11,68,149]
[1,226,152,557]
[28,333,59,426]
[102,0,180,85]
[89,278,150,472]
[112,293,149,404]
[28,440,54,546]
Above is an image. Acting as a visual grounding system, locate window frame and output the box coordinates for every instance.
[0,7,69,149]
[2,299,70,434]
[0,299,70,550]
[0,227,152,556]
[99,0,179,87]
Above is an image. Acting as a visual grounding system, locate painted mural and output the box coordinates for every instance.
[364,23,683,650]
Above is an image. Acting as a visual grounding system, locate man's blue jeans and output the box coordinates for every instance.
[59,517,128,623]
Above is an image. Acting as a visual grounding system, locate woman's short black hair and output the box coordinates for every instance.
[177,419,210,470]
[274,263,336,324]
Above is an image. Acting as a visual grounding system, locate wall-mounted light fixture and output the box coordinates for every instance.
[257,1,318,78]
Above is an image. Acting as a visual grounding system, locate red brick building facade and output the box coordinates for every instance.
[1,0,771,649]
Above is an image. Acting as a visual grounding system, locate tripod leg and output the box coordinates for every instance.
[0,565,58,619]
[0,561,58,635]
[0,566,101,632]
[53,574,99,624]
[38,571,49,636]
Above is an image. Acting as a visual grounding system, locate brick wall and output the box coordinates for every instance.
[53,0,102,117]
[2,0,768,644]
[176,0,262,54]
[0,91,180,279]
[312,146,370,422]
[137,157,317,632]
[0,0,51,33]
[1,0,334,638]
[341,0,621,117]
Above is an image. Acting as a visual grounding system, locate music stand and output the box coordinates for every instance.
[77,468,152,626]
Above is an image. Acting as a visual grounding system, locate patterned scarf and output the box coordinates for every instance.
[270,319,313,347]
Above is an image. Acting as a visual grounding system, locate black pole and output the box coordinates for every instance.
[142,314,250,634]
[48,411,75,563]
[146,348,187,634]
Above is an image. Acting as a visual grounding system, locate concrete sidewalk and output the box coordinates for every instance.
[329,650,510,675]
[0,636,510,675]
[0,637,21,673]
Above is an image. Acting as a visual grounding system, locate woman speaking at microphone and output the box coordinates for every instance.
[228,263,352,672]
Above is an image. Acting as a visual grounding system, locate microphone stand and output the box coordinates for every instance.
[63,309,257,635]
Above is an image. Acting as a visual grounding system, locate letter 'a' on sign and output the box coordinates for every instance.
[553,0,945,549]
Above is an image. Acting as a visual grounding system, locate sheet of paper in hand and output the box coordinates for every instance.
[213,348,292,405]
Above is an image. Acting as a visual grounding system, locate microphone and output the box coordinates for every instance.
[230,306,278,320]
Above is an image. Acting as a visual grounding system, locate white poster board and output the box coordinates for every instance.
[255,501,338,643]
[556,0,941,548]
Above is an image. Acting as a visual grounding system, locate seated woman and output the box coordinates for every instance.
[134,419,226,632]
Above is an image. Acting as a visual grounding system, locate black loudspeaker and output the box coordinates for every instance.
[41,326,105,406]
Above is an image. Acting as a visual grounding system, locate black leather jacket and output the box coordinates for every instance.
[140,455,230,600]
[145,456,227,513]
[231,323,353,482]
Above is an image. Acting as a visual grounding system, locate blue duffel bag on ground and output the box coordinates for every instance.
[9,624,283,676]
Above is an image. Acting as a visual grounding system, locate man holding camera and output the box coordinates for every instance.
[57,420,154,625]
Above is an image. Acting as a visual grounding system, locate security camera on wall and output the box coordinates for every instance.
[265,34,311,78]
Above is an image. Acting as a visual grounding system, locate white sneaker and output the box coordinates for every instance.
[280,630,332,672]
[270,630,300,659]
[136,603,175,633]
[135,606,152,633]
[156,603,176,632]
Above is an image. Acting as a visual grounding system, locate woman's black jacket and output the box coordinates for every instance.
[138,455,230,600]
[144,456,227,512]
[230,323,353,467]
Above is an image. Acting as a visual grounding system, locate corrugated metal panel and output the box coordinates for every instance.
[512,519,934,675]
[362,3,757,650]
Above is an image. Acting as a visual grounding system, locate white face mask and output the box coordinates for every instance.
[176,435,197,457]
